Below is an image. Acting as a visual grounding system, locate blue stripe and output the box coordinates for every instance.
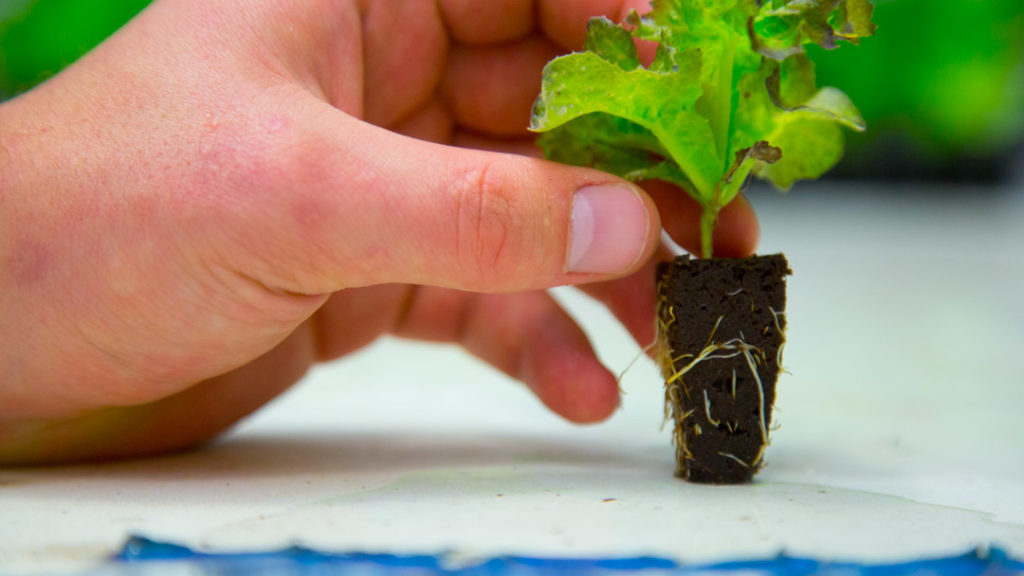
[111,536,1024,576]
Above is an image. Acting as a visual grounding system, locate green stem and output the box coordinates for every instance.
[699,204,718,259]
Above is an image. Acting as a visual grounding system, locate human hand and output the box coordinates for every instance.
[0,0,758,464]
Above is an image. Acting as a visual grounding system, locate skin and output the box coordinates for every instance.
[0,0,758,465]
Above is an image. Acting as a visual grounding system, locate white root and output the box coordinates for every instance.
[664,337,746,386]
[616,338,657,388]
[768,306,785,334]
[662,383,682,430]
[740,343,769,468]
[702,389,721,427]
[740,343,769,446]
[718,452,751,468]
[704,315,724,348]
[769,306,787,372]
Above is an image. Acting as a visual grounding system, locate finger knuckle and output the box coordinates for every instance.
[452,160,528,287]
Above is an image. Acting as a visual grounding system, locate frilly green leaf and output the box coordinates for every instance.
[530,0,874,257]
[757,117,845,189]
[753,0,876,59]
[530,48,720,200]
[583,17,641,71]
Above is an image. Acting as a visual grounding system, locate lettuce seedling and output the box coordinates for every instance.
[530,0,875,258]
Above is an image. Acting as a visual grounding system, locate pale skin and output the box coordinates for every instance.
[0,0,758,464]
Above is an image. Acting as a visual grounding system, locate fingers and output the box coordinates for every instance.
[435,0,649,49]
[390,98,455,144]
[356,0,667,142]
[313,284,621,424]
[393,287,620,423]
[221,102,661,296]
[437,0,536,45]
[442,36,561,137]
[451,132,543,158]
[711,194,761,258]
[360,1,448,127]
[538,0,653,49]
[313,285,411,361]
[578,247,672,348]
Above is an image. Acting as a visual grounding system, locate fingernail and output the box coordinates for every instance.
[567,184,650,274]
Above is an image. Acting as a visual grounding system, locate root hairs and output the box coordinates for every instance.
[658,317,773,474]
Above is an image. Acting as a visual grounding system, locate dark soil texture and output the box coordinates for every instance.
[656,254,790,484]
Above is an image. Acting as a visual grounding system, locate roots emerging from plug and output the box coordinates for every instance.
[655,254,790,484]
[658,311,778,478]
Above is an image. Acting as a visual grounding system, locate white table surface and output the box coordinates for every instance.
[2,182,1023,574]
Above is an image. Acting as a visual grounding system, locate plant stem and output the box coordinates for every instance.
[699,205,718,259]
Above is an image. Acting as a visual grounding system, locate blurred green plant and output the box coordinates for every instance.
[809,0,1024,173]
[0,0,151,99]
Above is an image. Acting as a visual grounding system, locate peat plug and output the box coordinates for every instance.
[656,255,790,484]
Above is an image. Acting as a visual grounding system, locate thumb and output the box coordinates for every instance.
[228,106,661,294]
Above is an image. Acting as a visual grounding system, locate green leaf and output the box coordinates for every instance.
[752,0,876,59]
[530,0,874,257]
[801,87,866,131]
[832,0,877,42]
[757,116,845,189]
[583,16,641,71]
[774,53,818,108]
[538,114,681,184]
[530,48,721,201]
